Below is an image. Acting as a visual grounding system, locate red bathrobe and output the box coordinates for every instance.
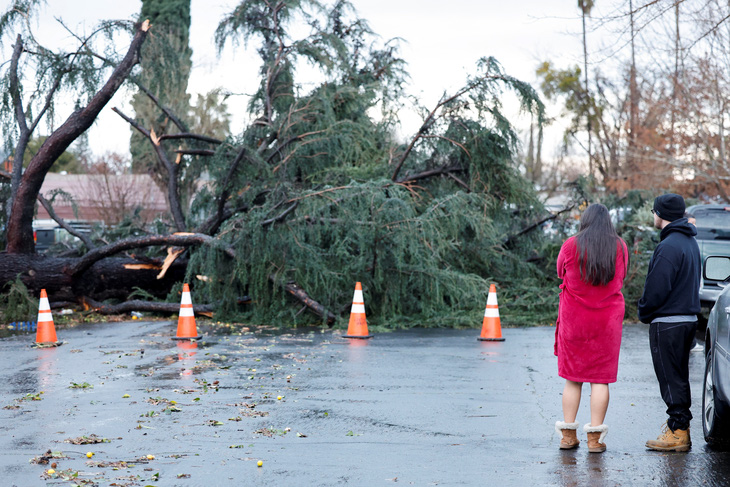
[554,236,628,384]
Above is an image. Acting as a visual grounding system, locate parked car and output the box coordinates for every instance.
[687,204,730,307]
[32,221,58,251]
[32,219,92,252]
[702,255,730,446]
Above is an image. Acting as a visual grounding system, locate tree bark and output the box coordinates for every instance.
[6,21,150,254]
[159,133,222,144]
[0,251,336,325]
[69,232,235,277]
[175,149,216,156]
[82,297,214,315]
[628,0,638,179]
[270,275,336,325]
[397,165,465,184]
[0,253,187,302]
[8,35,28,223]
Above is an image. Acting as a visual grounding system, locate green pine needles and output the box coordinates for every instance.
[0,0,567,330]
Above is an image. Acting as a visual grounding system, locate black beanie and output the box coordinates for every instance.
[653,193,685,222]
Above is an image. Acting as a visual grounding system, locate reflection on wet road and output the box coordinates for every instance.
[0,321,729,486]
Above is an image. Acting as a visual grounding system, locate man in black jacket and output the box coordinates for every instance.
[639,193,701,452]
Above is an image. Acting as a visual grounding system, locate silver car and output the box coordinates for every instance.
[702,255,730,445]
[686,205,730,307]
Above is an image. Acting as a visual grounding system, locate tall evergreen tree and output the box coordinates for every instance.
[130,0,192,175]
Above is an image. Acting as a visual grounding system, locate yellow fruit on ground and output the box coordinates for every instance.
[257,460,263,467]
[47,469,55,474]
[122,394,130,398]
[146,454,155,460]
[277,396,282,400]
[86,452,93,458]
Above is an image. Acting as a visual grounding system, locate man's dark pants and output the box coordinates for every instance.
[649,321,698,431]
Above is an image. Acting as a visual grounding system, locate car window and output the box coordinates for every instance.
[694,208,730,240]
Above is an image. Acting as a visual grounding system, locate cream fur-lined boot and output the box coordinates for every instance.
[555,421,580,449]
[584,424,608,453]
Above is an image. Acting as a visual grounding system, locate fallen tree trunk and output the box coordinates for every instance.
[0,251,338,325]
[0,253,186,303]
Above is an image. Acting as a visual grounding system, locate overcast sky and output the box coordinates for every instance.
[13,0,610,160]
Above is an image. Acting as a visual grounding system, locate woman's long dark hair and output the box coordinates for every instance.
[574,203,623,286]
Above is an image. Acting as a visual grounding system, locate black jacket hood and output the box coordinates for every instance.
[660,217,697,241]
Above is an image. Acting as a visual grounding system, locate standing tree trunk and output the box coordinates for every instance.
[628,0,638,181]
[670,2,681,156]
[5,21,150,254]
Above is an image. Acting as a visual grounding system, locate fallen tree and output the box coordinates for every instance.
[1,1,563,328]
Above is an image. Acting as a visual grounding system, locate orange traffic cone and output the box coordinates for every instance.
[477,284,505,341]
[35,289,60,346]
[343,282,373,339]
[172,284,203,341]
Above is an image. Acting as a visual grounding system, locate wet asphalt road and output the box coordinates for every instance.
[0,320,728,486]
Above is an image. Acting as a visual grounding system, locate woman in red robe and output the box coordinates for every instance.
[554,203,628,453]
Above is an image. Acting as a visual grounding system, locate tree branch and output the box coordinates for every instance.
[446,172,471,192]
[112,106,151,138]
[211,146,248,233]
[69,232,235,277]
[9,34,29,217]
[262,202,298,226]
[175,149,216,156]
[266,130,326,164]
[397,165,466,184]
[503,205,576,248]
[112,107,186,231]
[269,274,336,326]
[28,22,105,138]
[82,296,214,315]
[36,193,95,249]
[158,133,223,144]
[132,78,189,132]
[7,20,151,254]
[421,134,471,158]
[196,206,234,235]
[391,76,491,181]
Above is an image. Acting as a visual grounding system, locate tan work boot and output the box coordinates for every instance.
[555,421,580,449]
[584,424,608,453]
[645,424,691,452]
